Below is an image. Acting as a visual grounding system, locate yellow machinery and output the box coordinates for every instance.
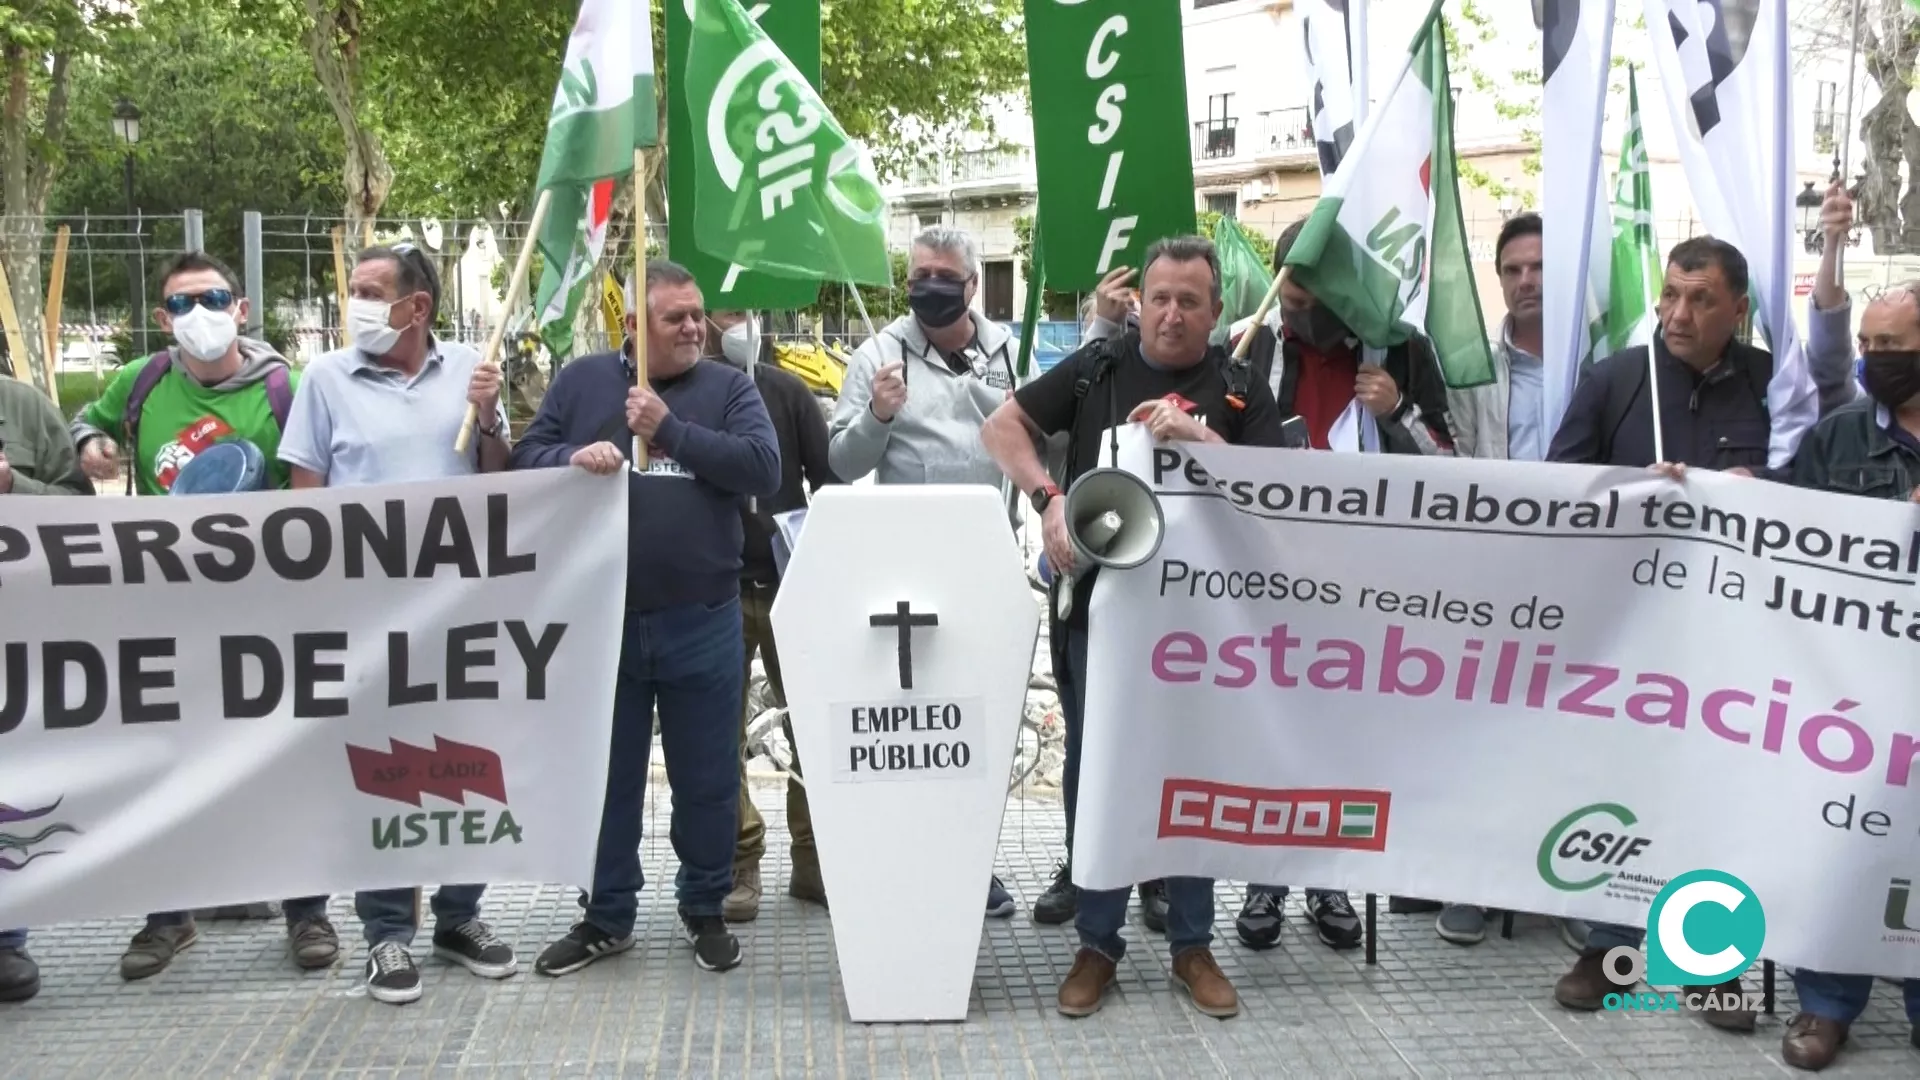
[772,318,848,398]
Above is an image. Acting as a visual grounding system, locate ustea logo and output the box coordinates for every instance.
[345,736,524,850]
[1158,780,1390,851]
[1536,802,1663,902]
[1886,877,1920,945]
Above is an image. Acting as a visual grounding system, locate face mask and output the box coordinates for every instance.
[720,317,761,368]
[1281,303,1350,352]
[347,297,404,356]
[907,276,970,329]
[171,304,239,363]
[1861,350,1920,409]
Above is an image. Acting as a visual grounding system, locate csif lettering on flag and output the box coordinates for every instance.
[1023,0,1195,289]
[667,0,824,307]
[531,0,657,361]
[684,0,889,286]
[1283,0,1493,389]
[1608,66,1661,356]
[1641,0,1817,468]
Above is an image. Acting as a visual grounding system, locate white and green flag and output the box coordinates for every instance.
[1283,0,1493,389]
[1607,66,1660,354]
[531,0,657,359]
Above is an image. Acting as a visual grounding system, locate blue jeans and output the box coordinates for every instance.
[582,598,744,936]
[146,898,329,930]
[1078,878,1216,960]
[1585,921,1644,954]
[1054,621,1089,852]
[276,888,481,946]
[1792,969,1920,1024]
[0,929,23,949]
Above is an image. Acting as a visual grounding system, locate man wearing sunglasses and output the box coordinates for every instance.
[66,252,318,983]
[0,371,93,1007]
[71,253,297,496]
[276,243,514,1006]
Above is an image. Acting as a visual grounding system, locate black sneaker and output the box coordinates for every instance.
[363,941,422,1005]
[681,913,742,973]
[433,919,518,979]
[1305,890,1362,950]
[0,947,39,1003]
[986,875,1016,918]
[1138,879,1170,935]
[1033,862,1078,925]
[1235,888,1284,950]
[534,922,635,977]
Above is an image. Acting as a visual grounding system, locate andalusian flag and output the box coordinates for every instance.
[1607,67,1660,354]
[1283,0,1493,389]
[531,0,656,359]
[683,0,890,285]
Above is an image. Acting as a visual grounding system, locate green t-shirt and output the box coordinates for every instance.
[80,355,301,496]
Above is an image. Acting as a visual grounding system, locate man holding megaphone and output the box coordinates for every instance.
[982,236,1288,1021]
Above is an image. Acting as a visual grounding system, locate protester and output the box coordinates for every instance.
[1220,217,1457,952]
[1546,235,1855,1028]
[983,235,1287,1020]
[0,374,92,1005]
[1414,212,1588,950]
[828,224,1020,917]
[277,243,516,1005]
[1777,281,1920,1071]
[709,309,839,921]
[511,261,779,978]
[66,252,315,983]
[1806,181,1868,395]
[72,253,297,496]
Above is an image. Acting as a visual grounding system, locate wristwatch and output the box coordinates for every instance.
[1030,483,1064,513]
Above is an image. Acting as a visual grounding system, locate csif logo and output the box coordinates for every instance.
[345,736,523,851]
[1537,802,1653,891]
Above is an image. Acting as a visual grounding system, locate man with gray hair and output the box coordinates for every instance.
[829,225,1021,918]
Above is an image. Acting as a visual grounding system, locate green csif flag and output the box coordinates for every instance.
[1209,217,1273,347]
[1283,0,1493,389]
[1607,66,1660,354]
[531,0,658,360]
[683,0,890,286]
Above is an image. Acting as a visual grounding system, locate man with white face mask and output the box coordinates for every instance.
[705,310,840,922]
[276,243,514,1005]
[72,252,297,496]
[66,252,317,982]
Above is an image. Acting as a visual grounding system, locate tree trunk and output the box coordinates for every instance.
[1860,1,1920,253]
[301,0,391,245]
[1,40,72,394]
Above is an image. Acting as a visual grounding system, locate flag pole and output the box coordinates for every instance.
[1833,0,1863,291]
[632,148,650,469]
[1230,267,1290,360]
[456,188,553,453]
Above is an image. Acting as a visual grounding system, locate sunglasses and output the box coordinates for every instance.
[163,289,235,316]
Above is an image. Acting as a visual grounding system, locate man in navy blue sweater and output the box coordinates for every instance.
[510,259,780,976]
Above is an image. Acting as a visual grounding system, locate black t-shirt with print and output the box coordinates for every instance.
[1015,332,1288,491]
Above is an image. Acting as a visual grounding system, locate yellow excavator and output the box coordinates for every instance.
[601,272,847,399]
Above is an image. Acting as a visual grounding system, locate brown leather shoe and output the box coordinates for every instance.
[1171,948,1239,1019]
[1057,948,1116,1018]
[1554,951,1620,1011]
[1781,1012,1848,1070]
[787,859,827,910]
[1686,979,1755,1032]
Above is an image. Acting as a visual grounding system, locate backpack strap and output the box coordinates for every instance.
[122,350,174,453]
[264,365,294,430]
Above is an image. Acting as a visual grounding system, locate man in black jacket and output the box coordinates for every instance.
[709,310,840,923]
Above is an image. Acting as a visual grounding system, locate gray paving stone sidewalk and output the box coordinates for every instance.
[2,785,1915,1079]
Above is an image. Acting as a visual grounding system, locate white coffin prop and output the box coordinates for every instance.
[771,485,1040,1022]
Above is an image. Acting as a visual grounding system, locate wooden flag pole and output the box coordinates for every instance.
[632,148,650,470]
[43,225,71,407]
[455,188,554,453]
[1230,266,1289,360]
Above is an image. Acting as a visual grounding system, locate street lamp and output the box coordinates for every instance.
[1795,180,1823,256]
[113,98,144,356]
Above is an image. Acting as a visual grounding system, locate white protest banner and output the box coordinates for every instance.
[0,470,626,929]
[1077,427,1920,978]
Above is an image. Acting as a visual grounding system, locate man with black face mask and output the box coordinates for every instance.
[1780,284,1920,1072]
[827,227,1020,916]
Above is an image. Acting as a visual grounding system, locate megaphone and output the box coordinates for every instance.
[1054,466,1165,620]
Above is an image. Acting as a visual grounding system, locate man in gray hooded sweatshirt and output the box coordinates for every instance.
[827,226,1020,917]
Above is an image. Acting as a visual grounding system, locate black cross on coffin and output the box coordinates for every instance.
[870,600,938,690]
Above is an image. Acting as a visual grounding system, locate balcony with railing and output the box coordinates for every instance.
[893,147,1035,193]
[1257,107,1314,157]
[1192,118,1239,161]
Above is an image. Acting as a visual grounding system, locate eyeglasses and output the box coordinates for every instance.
[1861,282,1920,304]
[162,289,235,316]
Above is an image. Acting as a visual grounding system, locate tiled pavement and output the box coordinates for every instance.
[2,782,1916,1079]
